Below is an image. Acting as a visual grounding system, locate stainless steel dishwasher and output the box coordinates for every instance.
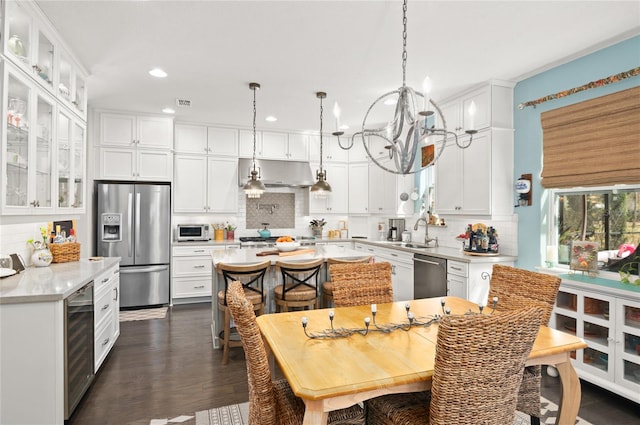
[413,254,447,299]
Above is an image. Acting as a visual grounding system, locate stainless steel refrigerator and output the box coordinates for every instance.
[96,182,170,308]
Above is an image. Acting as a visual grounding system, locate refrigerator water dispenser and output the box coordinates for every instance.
[101,213,122,241]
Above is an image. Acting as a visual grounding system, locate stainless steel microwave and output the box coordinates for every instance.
[176,224,210,241]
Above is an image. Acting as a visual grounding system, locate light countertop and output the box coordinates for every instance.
[0,257,120,304]
[210,245,365,266]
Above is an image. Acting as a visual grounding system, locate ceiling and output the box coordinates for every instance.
[36,1,640,134]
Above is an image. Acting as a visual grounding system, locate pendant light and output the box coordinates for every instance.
[310,91,332,198]
[243,82,266,198]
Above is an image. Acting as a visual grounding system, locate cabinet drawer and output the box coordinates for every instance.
[173,277,212,298]
[172,246,212,256]
[94,286,114,329]
[95,316,115,370]
[94,264,118,293]
[173,256,212,276]
[447,261,468,277]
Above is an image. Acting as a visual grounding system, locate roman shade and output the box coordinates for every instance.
[540,85,640,188]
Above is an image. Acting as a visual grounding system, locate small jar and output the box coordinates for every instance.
[32,248,53,267]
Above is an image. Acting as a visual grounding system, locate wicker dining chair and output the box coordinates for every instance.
[330,262,394,307]
[217,259,271,365]
[274,258,324,312]
[225,281,366,425]
[322,256,373,307]
[367,307,543,425]
[488,264,562,425]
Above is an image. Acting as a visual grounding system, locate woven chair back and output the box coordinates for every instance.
[275,258,324,301]
[330,262,394,307]
[218,259,271,306]
[488,264,562,324]
[429,307,543,425]
[226,282,278,425]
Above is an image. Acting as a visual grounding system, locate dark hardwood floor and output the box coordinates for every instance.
[68,303,640,425]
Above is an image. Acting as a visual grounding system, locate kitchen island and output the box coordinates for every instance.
[0,258,120,425]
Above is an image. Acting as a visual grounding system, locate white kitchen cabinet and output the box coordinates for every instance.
[369,158,397,215]
[2,0,88,119]
[99,147,172,181]
[173,155,237,213]
[56,110,86,210]
[174,123,238,156]
[435,82,513,135]
[172,245,239,301]
[353,243,414,301]
[309,135,349,162]
[239,130,308,160]
[448,259,515,305]
[434,128,513,216]
[447,260,468,300]
[550,281,640,404]
[1,62,56,214]
[309,162,348,213]
[93,263,120,371]
[99,112,173,149]
[348,162,369,214]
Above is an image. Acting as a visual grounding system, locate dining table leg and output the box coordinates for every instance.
[303,400,328,425]
[555,357,582,425]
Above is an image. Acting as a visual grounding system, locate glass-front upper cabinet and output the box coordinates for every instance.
[59,51,72,104]
[57,110,85,210]
[4,0,32,68]
[4,72,31,209]
[35,94,54,208]
[34,29,55,90]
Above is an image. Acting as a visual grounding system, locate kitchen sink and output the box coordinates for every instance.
[387,242,435,249]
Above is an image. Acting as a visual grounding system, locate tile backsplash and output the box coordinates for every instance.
[246,192,295,229]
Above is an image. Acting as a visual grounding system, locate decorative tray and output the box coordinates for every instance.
[462,251,500,257]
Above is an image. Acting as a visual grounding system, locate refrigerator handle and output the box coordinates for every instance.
[127,192,133,258]
[135,192,141,258]
[120,265,169,274]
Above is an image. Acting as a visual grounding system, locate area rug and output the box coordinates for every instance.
[120,307,168,322]
[148,396,592,425]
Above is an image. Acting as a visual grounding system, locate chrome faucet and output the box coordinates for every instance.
[413,214,438,247]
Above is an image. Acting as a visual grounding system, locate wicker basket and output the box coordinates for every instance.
[50,242,80,263]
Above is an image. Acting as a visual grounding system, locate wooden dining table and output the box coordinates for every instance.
[256,296,588,425]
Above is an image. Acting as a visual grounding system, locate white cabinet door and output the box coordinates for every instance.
[348,162,369,214]
[261,131,288,159]
[309,135,349,162]
[207,157,238,213]
[137,116,173,149]
[100,113,136,146]
[175,123,207,153]
[207,126,238,156]
[239,129,261,158]
[99,147,136,179]
[369,159,397,214]
[434,139,462,214]
[461,131,491,215]
[137,150,172,181]
[287,133,309,160]
[391,260,413,302]
[448,273,467,299]
[174,155,207,212]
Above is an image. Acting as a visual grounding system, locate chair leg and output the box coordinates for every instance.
[222,306,231,365]
[530,416,540,425]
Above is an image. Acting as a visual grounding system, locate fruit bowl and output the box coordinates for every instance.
[276,242,300,252]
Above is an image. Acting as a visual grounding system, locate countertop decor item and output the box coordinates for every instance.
[570,241,599,276]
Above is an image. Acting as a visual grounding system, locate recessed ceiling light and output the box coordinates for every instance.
[162,108,175,114]
[149,68,168,78]
[265,116,277,122]
[383,98,397,106]
[339,124,350,130]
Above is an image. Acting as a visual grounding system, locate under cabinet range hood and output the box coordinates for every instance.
[238,158,314,188]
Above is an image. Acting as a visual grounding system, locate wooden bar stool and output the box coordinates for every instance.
[274,258,324,312]
[217,259,271,365]
[322,256,373,308]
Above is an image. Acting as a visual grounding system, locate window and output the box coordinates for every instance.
[552,186,640,269]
